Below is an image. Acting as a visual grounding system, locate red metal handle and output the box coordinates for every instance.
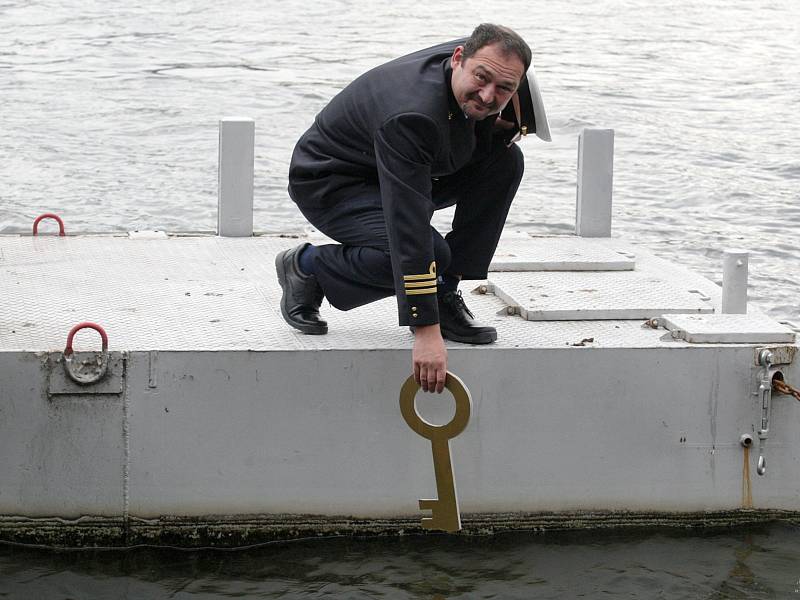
[33,213,66,236]
[65,322,108,356]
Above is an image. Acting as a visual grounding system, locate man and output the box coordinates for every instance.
[277,23,550,394]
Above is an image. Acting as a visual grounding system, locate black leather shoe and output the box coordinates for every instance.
[438,290,497,344]
[275,243,328,335]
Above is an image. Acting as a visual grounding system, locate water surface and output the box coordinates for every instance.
[2,523,800,598]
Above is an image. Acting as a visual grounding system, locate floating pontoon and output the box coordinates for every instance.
[1,127,798,547]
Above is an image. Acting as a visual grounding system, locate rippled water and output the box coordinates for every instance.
[1,0,798,320]
[2,523,800,598]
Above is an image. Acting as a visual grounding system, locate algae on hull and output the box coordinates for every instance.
[2,510,798,549]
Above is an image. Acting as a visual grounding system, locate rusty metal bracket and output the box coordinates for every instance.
[754,345,796,367]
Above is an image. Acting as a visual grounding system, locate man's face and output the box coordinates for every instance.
[450,42,525,120]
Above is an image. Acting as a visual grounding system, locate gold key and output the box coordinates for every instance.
[399,372,472,532]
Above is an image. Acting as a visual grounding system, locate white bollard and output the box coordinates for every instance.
[576,128,614,237]
[218,118,255,237]
[722,249,749,314]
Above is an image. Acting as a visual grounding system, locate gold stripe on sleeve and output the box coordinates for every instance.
[402,261,437,281]
[404,279,436,289]
[406,286,438,295]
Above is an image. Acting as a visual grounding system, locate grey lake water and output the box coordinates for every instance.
[2,0,800,597]
[2,524,800,599]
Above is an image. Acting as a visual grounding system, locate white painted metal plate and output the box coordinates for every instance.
[489,237,635,271]
[128,230,168,239]
[660,314,797,344]
[0,233,737,350]
[488,271,714,320]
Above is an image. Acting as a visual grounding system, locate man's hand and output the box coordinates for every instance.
[413,324,447,393]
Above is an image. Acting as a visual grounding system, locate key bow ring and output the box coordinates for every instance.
[399,373,471,439]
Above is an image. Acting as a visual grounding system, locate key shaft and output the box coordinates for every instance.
[420,436,460,531]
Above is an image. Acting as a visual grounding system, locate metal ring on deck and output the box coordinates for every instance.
[32,213,66,236]
[65,322,109,357]
[399,372,472,440]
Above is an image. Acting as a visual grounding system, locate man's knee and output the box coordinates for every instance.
[432,233,452,274]
[474,142,525,192]
[504,143,525,184]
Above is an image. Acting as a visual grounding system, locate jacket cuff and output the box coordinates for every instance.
[398,260,439,326]
[400,293,439,326]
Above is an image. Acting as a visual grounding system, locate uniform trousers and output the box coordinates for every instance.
[296,142,524,313]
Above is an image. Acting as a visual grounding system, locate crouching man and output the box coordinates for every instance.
[277,23,550,393]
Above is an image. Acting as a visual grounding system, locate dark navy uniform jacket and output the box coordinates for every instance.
[288,39,500,327]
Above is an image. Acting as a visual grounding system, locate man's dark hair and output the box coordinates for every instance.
[462,23,532,72]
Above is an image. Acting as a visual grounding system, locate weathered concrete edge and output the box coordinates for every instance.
[2,510,798,549]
